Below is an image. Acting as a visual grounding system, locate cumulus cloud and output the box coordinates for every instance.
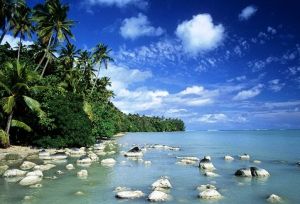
[239,5,257,21]
[1,34,33,48]
[233,84,263,101]
[198,113,228,123]
[175,14,225,54]
[85,0,147,8]
[179,85,204,95]
[120,13,164,40]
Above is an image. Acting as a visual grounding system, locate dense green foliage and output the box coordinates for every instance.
[0,0,185,148]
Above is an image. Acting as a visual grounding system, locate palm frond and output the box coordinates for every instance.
[2,96,15,114]
[11,119,32,132]
[23,95,46,118]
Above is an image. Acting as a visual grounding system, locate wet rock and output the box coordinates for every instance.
[0,165,9,176]
[234,168,252,177]
[77,169,88,178]
[197,184,216,192]
[51,152,68,160]
[66,164,75,170]
[148,190,170,202]
[29,183,43,188]
[3,169,27,177]
[34,164,56,171]
[176,157,198,165]
[38,150,51,160]
[224,155,234,161]
[75,191,85,196]
[151,177,172,189]
[26,170,43,177]
[68,148,86,157]
[267,194,282,203]
[19,175,42,186]
[253,160,261,164]
[76,156,92,165]
[150,144,180,151]
[56,170,64,175]
[116,190,145,199]
[239,154,250,160]
[101,158,116,166]
[199,157,216,170]
[204,172,219,177]
[124,147,143,157]
[198,189,222,200]
[20,161,36,170]
[88,152,99,162]
[176,156,199,161]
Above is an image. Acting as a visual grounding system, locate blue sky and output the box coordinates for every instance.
[4,0,300,130]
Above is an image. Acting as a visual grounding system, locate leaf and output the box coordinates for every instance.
[23,96,46,118]
[11,120,32,132]
[2,96,15,114]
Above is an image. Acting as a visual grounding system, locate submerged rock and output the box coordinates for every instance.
[235,167,270,177]
[198,189,222,200]
[151,177,172,189]
[3,169,27,177]
[75,191,85,196]
[148,190,170,202]
[239,154,250,160]
[66,164,75,170]
[101,158,116,166]
[20,161,36,170]
[224,155,234,161]
[116,190,145,199]
[77,169,88,178]
[199,157,216,170]
[267,194,282,203]
[51,152,68,160]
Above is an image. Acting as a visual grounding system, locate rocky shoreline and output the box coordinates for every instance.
[0,133,297,203]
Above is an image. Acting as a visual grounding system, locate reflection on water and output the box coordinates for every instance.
[0,130,300,204]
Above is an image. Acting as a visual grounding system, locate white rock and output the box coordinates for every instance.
[68,148,86,157]
[88,153,99,162]
[3,169,27,177]
[34,164,56,171]
[253,160,261,164]
[197,184,216,192]
[224,155,234,161]
[267,194,282,203]
[176,159,197,165]
[151,177,172,189]
[26,170,43,177]
[251,167,270,177]
[66,164,75,170]
[116,190,145,199]
[39,151,51,160]
[77,170,88,178]
[124,152,143,157]
[76,157,92,164]
[148,190,170,202]
[19,176,42,186]
[51,153,68,160]
[204,172,219,177]
[198,189,222,200]
[101,158,116,166]
[176,156,199,161]
[239,154,250,160]
[20,161,36,170]
[234,168,252,177]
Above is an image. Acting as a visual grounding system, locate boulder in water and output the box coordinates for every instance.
[267,194,282,203]
[224,155,234,161]
[197,184,216,192]
[151,177,172,189]
[198,189,222,200]
[77,169,88,178]
[19,175,42,186]
[66,164,75,170]
[148,190,170,202]
[101,158,116,166]
[239,154,250,160]
[20,161,36,170]
[116,190,144,199]
[3,169,27,177]
[124,147,143,157]
[34,164,56,171]
[199,157,216,170]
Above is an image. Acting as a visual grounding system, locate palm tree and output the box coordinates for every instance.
[90,44,113,95]
[32,0,74,76]
[40,45,57,77]
[77,50,96,89]
[11,4,33,62]
[0,0,25,44]
[29,39,48,71]
[59,43,79,69]
[0,61,45,147]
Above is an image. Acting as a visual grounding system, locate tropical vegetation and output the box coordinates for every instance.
[0,0,185,148]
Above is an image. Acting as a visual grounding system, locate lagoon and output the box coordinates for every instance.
[1,130,300,203]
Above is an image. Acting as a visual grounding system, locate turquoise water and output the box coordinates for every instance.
[1,130,300,203]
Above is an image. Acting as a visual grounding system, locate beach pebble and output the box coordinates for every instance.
[198,189,222,200]
[66,164,75,170]
[77,170,88,178]
[116,190,145,199]
[224,155,234,161]
[20,161,36,170]
[267,194,282,203]
[148,190,170,202]
[239,154,250,160]
[151,177,172,189]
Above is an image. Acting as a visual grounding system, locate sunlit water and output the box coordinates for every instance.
[1,130,300,204]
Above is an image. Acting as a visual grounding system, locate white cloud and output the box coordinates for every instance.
[268,79,285,92]
[175,13,225,54]
[267,26,277,34]
[85,0,147,8]
[120,13,164,40]
[198,113,228,123]
[1,34,33,48]
[239,5,258,21]
[233,84,263,101]
[179,85,204,95]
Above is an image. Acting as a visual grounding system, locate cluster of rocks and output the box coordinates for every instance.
[235,167,270,177]
[115,176,172,202]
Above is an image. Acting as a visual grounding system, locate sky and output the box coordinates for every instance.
[3,0,300,130]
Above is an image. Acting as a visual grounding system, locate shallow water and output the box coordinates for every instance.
[1,130,300,204]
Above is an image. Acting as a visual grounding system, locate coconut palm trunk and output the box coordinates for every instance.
[35,33,53,72]
[17,35,22,62]
[5,111,13,140]
[41,57,50,77]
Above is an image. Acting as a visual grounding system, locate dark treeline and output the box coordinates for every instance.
[0,0,185,148]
